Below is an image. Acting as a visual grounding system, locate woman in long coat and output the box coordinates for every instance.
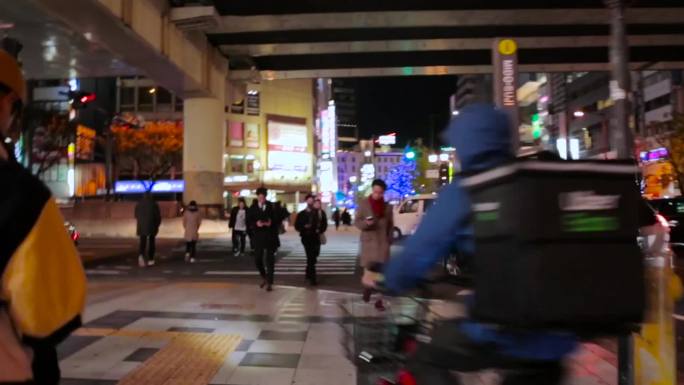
[355,179,393,310]
[183,200,202,263]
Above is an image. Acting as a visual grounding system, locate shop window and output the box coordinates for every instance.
[246,160,254,173]
[120,87,135,112]
[156,88,173,112]
[138,87,154,112]
[231,159,244,173]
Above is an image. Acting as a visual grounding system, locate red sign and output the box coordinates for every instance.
[229,121,244,147]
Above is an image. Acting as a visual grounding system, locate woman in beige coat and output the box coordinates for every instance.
[356,179,393,310]
[183,200,202,263]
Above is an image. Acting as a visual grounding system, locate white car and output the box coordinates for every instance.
[392,194,436,240]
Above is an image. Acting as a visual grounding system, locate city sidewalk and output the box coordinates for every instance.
[59,281,618,385]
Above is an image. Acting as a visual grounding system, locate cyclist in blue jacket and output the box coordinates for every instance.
[381,103,577,385]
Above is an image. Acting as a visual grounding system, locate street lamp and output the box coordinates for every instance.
[405,151,416,160]
[439,153,449,162]
[573,110,585,118]
[428,154,438,163]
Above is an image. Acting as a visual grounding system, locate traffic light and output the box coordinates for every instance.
[404,145,416,160]
[531,113,543,140]
[63,90,96,109]
[439,162,450,186]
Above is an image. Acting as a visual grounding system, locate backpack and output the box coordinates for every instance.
[462,159,644,334]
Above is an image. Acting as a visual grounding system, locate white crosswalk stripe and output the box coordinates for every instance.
[275,244,359,275]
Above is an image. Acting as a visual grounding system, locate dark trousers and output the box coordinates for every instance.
[254,245,275,284]
[139,235,156,261]
[232,230,247,253]
[407,320,565,385]
[32,344,60,385]
[248,232,255,251]
[334,221,340,230]
[302,236,321,283]
[185,240,197,257]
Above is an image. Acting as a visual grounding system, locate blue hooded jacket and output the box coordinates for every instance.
[383,104,577,361]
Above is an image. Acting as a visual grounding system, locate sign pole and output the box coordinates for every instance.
[492,38,520,153]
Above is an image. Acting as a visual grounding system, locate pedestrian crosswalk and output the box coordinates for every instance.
[276,244,359,275]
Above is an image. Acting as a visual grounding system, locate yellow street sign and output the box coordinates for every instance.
[498,39,518,55]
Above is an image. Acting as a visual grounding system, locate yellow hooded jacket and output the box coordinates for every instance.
[0,158,86,349]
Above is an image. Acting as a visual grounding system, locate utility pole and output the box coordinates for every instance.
[606,0,633,159]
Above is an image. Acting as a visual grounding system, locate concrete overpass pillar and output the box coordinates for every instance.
[183,97,225,209]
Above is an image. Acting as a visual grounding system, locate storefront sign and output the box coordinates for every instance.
[245,123,259,148]
[640,147,668,163]
[114,180,185,194]
[228,121,244,147]
[267,151,311,172]
[378,134,397,146]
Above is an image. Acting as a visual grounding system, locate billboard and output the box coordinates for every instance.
[320,106,336,156]
[245,123,259,148]
[268,119,308,153]
[228,121,244,147]
[266,116,310,178]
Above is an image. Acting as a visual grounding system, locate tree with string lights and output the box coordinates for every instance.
[385,147,418,199]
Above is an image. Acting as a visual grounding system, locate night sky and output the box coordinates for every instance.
[354,75,458,148]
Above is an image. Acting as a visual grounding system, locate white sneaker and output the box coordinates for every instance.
[189,258,196,263]
[138,255,146,267]
[147,260,155,266]
[185,252,191,262]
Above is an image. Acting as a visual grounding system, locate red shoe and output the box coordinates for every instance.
[397,369,417,385]
[375,299,386,311]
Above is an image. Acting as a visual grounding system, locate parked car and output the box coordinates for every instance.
[650,197,684,251]
[64,221,80,245]
[392,194,436,240]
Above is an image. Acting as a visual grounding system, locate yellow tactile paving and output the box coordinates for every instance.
[116,333,240,385]
[72,327,242,384]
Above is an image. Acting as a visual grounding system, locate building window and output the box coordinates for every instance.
[643,71,670,88]
[645,93,671,112]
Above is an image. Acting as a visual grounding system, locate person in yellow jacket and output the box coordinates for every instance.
[0,49,86,384]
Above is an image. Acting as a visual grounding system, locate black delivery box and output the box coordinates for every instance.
[461,159,644,333]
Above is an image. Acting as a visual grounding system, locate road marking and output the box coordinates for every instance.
[205,271,355,276]
[85,269,122,275]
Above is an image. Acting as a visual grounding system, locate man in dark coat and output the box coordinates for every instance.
[294,194,327,285]
[135,192,161,267]
[248,187,277,291]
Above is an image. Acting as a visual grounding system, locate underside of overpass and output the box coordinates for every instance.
[2,0,683,205]
[167,0,684,79]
